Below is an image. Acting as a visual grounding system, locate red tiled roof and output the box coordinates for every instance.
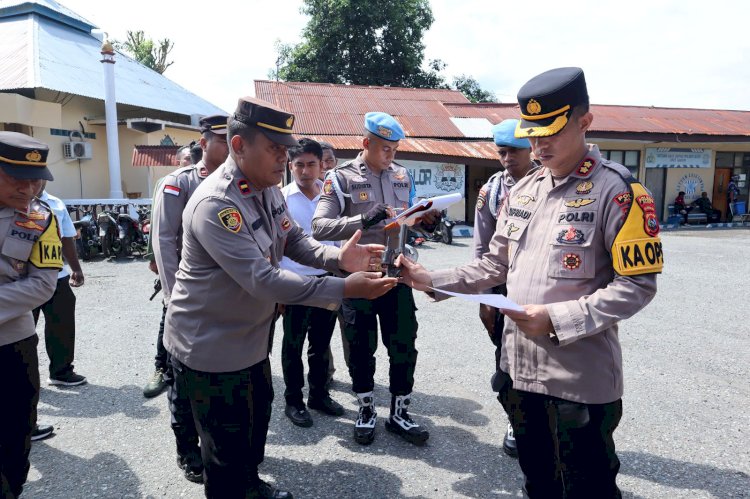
[309,135,498,161]
[255,80,470,138]
[132,145,179,167]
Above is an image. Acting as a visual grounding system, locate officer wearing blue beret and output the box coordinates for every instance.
[313,112,439,446]
[0,132,62,498]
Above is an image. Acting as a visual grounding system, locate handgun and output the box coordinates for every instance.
[149,278,162,301]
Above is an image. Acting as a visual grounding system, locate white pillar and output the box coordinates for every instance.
[101,41,123,199]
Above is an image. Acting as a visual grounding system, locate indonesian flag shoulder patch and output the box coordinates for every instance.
[218,207,242,233]
[163,184,181,197]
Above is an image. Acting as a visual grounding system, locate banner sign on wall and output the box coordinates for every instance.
[645,148,711,168]
[400,160,465,199]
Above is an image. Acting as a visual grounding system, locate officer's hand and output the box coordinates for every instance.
[504,304,554,339]
[70,271,84,287]
[339,229,386,273]
[419,208,441,228]
[479,304,496,335]
[394,254,432,292]
[343,272,398,299]
[148,259,158,274]
[362,203,393,229]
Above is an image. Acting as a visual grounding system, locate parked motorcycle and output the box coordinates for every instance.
[72,207,101,260]
[112,205,149,257]
[97,208,119,258]
[428,211,454,245]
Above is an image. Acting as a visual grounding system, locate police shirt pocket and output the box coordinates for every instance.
[250,222,274,258]
[502,217,529,267]
[350,187,374,205]
[547,227,595,279]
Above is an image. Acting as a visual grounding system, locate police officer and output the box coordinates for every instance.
[473,119,537,458]
[0,132,62,498]
[147,114,229,483]
[163,97,396,499]
[312,112,438,446]
[398,68,662,498]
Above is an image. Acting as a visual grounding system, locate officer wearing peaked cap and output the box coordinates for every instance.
[145,113,229,483]
[163,97,396,498]
[313,111,439,447]
[474,118,538,459]
[397,68,662,498]
[0,132,62,498]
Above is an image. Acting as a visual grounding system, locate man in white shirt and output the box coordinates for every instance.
[280,138,344,427]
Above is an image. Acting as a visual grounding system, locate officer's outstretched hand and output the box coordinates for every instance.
[339,229,386,273]
[362,203,394,229]
[394,254,432,292]
[344,272,398,299]
[504,305,554,338]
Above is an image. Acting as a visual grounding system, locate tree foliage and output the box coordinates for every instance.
[115,30,174,74]
[272,0,495,101]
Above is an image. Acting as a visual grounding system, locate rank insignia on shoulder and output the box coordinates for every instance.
[164,185,181,197]
[557,226,585,244]
[564,198,595,208]
[576,181,594,194]
[199,167,208,177]
[238,179,251,195]
[576,159,595,176]
[218,208,242,233]
[323,179,334,196]
[563,253,581,270]
[516,194,535,205]
[281,217,291,230]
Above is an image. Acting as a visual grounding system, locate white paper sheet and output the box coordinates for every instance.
[429,287,524,312]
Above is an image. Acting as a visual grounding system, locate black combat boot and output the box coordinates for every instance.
[354,391,377,445]
[385,394,429,446]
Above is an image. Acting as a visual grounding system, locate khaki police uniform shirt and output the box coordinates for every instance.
[0,200,62,347]
[152,162,210,300]
[312,152,413,245]
[163,157,346,373]
[431,145,659,404]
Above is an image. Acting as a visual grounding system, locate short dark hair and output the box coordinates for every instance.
[176,145,190,156]
[227,117,260,145]
[319,141,335,154]
[189,140,202,164]
[571,103,590,120]
[288,138,323,162]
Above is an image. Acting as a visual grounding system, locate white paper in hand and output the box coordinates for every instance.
[429,287,524,312]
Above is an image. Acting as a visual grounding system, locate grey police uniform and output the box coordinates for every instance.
[163,156,345,496]
[1,198,61,497]
[312,152,420,397]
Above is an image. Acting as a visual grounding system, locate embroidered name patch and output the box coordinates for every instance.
[218,208,242,233]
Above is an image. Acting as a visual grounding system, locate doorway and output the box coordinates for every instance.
[713,168,732,221]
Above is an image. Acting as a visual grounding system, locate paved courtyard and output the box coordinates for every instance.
[25,230,750,498]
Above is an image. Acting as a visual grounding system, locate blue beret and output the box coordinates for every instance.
[492,119,531,148]
[364,112,404,141]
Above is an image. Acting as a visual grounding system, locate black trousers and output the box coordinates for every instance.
[154,305,169,376]
[173,357,273,499]
[166,353,200,463]
[32,275,76,378]
[0,335,39,499]
[281,303,337,405]
[496,370,623,499]
[342,283,418,396]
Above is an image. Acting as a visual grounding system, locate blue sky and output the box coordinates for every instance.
[60,0,750,113]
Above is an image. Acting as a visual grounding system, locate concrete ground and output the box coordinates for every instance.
[25,229,750,498]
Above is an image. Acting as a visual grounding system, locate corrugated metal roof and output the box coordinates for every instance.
[0,1,225,117]
[306,135,498,161]
[132,145,179,167]
[256,80,469,138]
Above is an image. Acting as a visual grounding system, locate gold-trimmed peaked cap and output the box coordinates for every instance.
[232,97,298,147]
[199,114,229,135]
[0,131,53,180]
[515,67,589,139]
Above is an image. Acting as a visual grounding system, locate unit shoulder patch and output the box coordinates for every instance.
[611,181,663,276]
[218,208,243,233]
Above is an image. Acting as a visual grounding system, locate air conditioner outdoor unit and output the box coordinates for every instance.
[63,141,93,160]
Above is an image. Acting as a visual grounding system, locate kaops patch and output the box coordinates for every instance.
[577,158,595,176]
[323,179,334,195]
[238,179,251,195]
[563,253,581,270]
[611,181,663,276]
[564,198,595,208]
[516,194,535,205]
[15,220,44,231]
[556,226,585,244]
[218,208,242,233]
[575,181,594,195]
[29,214,62,270]
[164,184,181,197]
[476,189,487,210]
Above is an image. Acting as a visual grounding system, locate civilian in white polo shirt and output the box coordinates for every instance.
[280,138,345,428]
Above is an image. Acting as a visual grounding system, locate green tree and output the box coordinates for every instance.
[276,0,435,87]
[452,74,496,103]
[115,30,174,74]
